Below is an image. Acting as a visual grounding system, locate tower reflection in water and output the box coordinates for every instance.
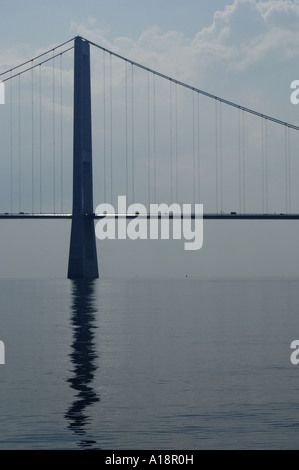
[65,279,100,449]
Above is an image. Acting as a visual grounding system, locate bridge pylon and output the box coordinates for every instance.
[67,36,99,279]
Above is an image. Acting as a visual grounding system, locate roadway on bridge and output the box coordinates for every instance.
[1,213,299,220]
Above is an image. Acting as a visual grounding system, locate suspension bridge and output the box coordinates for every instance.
[1,36,299,278]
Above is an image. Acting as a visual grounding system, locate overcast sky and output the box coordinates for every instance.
[1,0,299,279]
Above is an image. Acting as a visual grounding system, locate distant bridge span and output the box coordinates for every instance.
[1,213,299,220]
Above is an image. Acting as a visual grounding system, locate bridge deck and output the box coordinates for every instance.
[0,213,299,220]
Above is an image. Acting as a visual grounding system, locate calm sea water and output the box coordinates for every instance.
[1,276,299,450]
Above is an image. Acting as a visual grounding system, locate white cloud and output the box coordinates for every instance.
[1,1,298,129]
[189,0,299,73]
[1,1,298,104]
[67,1,299,86]
[258,0,299,27]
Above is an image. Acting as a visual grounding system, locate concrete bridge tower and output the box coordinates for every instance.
[67,36,99,279]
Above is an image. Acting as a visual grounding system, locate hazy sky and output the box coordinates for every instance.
[1,0,299,279]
